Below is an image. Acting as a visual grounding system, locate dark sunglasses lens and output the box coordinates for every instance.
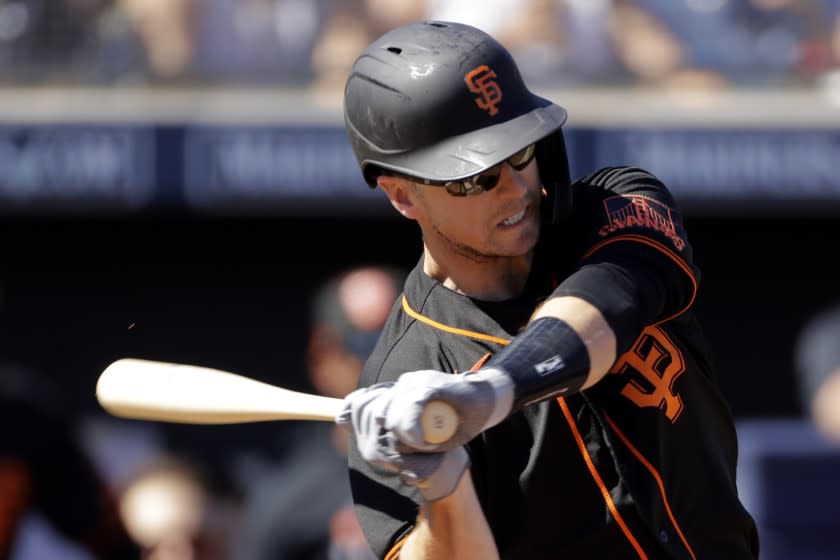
[473,167,501,191]
[509,144,536,170]
[444,182,467,196]
[442,152,523,196]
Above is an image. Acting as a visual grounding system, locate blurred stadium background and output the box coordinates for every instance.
[1,0,839,558]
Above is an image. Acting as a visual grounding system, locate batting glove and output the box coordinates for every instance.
[338,368,514,453]
[336,385,471,501]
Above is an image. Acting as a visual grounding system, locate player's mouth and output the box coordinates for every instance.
[499,207,528,227]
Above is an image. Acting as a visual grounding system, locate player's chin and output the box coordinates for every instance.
[496,224,540,256]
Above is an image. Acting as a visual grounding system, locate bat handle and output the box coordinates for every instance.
[420,400,459,445]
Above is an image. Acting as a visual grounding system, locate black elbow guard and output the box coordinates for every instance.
[487,317,590,410]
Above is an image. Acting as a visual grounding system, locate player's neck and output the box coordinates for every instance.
[422,246,532,301]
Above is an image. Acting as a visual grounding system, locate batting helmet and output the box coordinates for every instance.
[343,20,572,222]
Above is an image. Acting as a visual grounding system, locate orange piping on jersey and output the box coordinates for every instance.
[401,295,511,345]
[557,398,648,559]
[580,234,698,325]
[604,414,697,560]
[470,352,493,371]
[384,530,413,560]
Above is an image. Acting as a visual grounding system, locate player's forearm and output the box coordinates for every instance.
[529,295,617,390]
[400,472,498,560]
[480,294,617,412]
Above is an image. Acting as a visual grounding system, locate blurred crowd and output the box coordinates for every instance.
[1,0,840,92]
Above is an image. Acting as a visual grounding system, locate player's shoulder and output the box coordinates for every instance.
[573,166,665,191]
[571,165,677,206]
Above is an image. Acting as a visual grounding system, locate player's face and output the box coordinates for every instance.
[412,158,542,262]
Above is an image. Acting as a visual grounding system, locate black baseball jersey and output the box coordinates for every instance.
[348,167,759,559]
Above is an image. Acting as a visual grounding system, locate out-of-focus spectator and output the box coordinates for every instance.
[608,0,688,86]
[610,0,829,89]
[426,0,579,86]
[233,265,405,560]
[1,0,839,88]
[793,302,840,442]
[306,265,405,404]
[309,0,375,103]
[307,0,620,96]
[0,0,117,84]
[0,362,142,559]
[117,0,195,81]
[309,0,422,103]
[191,0,326,86]
[832,1,840,64]
[540,0,624,86]
[760,0,835,79]
[363,0,426,37]
[816,1,840,100]
[116,455,242,560]
[426,0,531,42]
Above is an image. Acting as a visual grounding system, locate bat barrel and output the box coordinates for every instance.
[96,358,343,424]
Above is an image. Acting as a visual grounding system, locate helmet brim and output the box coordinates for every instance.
[361,97,567,184]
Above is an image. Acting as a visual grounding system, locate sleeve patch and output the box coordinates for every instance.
[598,195,686,252]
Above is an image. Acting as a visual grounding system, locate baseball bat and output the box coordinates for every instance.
[96,358,458,444]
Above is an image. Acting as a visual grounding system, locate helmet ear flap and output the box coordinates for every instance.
[536,131,572,224]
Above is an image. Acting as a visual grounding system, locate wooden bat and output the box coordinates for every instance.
[96,358,458,444]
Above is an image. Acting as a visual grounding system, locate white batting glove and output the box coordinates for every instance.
[337,382,398,467]
[335,386,470,501]
[337,368,514,454]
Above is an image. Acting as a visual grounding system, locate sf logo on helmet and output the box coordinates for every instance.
[465,65,503,116]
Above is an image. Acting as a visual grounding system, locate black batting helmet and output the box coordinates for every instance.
[343,20,572,222]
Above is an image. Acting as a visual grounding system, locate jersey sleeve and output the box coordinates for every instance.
[550,166,700,355]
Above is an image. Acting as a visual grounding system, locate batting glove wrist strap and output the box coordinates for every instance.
[486,316,590,411]
[461,367,514,430]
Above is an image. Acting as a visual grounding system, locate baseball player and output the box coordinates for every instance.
[337,21,759,560]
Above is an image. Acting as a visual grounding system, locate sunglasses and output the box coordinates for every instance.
[397,143,537,197]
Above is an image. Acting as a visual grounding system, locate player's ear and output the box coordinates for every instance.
[378,175,419,220]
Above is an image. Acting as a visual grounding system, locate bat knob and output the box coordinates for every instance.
[420,400,458,444]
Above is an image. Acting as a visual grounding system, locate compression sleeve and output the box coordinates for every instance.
[486,317,590,411]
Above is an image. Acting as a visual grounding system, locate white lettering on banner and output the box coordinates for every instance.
[183,129,367,203]
[0,128,154,205]
[599,131,840,195]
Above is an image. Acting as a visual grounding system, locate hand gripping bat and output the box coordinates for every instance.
[96,358,458,445]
